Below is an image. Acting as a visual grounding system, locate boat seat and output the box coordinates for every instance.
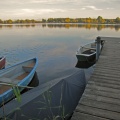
[23,62,35,68]
[0,77,20,85]
[22,66,33,72]
[82,47,96,50]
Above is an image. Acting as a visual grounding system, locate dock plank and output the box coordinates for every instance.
[72,112,110,120]
[75,104,120,120]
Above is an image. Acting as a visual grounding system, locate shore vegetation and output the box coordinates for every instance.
[0,16,120,24]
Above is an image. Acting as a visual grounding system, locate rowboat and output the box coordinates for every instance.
[76,41,96,62]
[76,41,98,62]
[76,40,104,62]
[0,56,6,69]
[0,57,38,106]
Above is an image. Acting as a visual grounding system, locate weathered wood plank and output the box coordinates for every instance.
[82,94,120,105]
[86,84,120,94]
[90,75,120,82]
[88,81,120,90]
[85,88,120,99]
[71,112,110,120]
[94,69,120,75]
[79,98,120,113]
[90,78,120,86]
[76,104,120,120]
[92,72,120,79]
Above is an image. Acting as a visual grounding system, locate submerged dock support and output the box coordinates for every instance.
[95,36,101,61]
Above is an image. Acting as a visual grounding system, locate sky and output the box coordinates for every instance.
[0,0,119,20]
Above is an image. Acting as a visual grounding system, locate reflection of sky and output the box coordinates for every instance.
[0,24,120,84]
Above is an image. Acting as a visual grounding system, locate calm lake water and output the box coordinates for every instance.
[0,23,120,84]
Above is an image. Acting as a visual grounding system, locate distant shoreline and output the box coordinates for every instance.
[0,23,120,25]
[0,16,120,24]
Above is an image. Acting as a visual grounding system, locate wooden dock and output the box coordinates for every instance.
[71,37,120,120]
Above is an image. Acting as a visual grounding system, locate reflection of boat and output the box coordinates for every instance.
[0,56,6,69]
[0,58,38,106]
[76,41,100,62]
[75,60,95,69]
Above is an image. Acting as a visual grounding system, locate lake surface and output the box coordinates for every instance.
[0,23,120,84]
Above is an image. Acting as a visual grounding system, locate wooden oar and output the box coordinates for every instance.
[0,82,34,89]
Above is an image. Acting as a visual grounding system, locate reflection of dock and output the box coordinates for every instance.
[71,37,120,120]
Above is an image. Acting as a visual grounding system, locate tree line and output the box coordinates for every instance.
[0,16,120,24]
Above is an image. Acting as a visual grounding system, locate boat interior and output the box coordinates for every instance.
[0,62,35,94]
[82,49,96,54]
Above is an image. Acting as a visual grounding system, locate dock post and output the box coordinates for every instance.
[95,36,101,61]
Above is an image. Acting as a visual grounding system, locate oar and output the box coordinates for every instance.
[0,82,34,89]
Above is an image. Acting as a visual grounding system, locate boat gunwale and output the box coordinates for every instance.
[0,56,6,62]
[76,51,96,57]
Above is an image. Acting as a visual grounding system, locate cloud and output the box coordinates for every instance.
[22,9,66,14]
[29,0,49,3]
[106,8,114,10]
[85,6,103,10]
[81,8,86,10]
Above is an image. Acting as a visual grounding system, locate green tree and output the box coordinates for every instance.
[7,19,13,24]
[97,16,105,23]
[31,19,35,23]
[0,19,3,23]
[47,18,54,23]
[115,17,120,23]
[42,19,46,23]
[25,19,31,23]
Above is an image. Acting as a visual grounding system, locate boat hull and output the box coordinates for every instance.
[0,57,6,69]
[76,53,96,62]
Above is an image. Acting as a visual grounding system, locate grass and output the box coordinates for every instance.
[1,83,71,120]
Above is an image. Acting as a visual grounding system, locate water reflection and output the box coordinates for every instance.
[22,72,39,93]
[46,24,120,31]
[75,60,95,69]
[29,72,39,87]
[0,24,119,84]
[0,23,120,31]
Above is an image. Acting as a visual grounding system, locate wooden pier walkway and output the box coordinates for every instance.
[71,37,120,120]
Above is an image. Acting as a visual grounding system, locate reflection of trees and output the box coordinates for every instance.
[97,25,105,31]
[0,25,2,29]
[7,25,13,28]
[46,24,120,31]
[0,24,119,31]
[115,25,120,31]
[42,24,46,28]
[0,24,36,29]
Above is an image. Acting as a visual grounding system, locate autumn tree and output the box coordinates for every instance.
[86,17,92,23]
[65,18,70,23]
